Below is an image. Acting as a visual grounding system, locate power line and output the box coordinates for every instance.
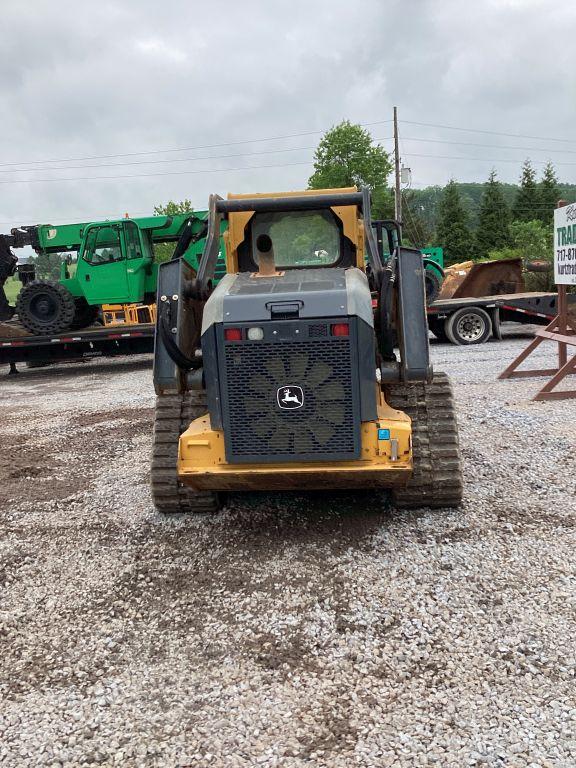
[0,159,315,185]
[401,193,427,247]
[0,138,393,175]
[0,145,317,174]
[399,136,576,157]
[401,120,576,145]
[0,209,157,227]
[0,119,393,168]
[402,152,576,167]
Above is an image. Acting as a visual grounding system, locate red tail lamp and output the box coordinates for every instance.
[224,327,243,341]
[331,323,349,337]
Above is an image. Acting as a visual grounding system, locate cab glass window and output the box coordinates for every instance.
[83,225,123,265]
[251,210,340,268]
[124,221,143,260]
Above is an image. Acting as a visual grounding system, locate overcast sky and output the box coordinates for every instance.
[1,0,575,230]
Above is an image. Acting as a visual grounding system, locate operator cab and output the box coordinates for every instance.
[237,208,355,272]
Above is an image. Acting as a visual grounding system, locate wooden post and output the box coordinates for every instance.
[498,199,576,400]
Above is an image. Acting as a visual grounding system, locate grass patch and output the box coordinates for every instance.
[4,277,21,304]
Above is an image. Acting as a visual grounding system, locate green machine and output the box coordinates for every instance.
[371,220,445,304]
[1,212,225,334]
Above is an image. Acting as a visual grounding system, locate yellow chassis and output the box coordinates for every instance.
[178,398,412,492]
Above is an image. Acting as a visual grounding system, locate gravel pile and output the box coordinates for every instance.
[0,331,575,767]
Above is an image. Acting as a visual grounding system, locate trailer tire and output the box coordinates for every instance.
[16,280,76,335]
[151,390,221,514]
[445,306,492,345]
[491,307,502,340]
[385,372,463,509]
[428,316,449,343]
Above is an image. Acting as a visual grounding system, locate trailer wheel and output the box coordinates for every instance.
[151,390,221,514]
[384,372,463,509]
[491,307,502,340]
[16,280,76,335]
[445,307,492,345]
[428,316,449,343]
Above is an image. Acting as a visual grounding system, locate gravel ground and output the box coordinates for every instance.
[1,329,575,767]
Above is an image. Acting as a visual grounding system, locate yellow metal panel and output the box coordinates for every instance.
[177,402,412,492]
[223,187,366,275]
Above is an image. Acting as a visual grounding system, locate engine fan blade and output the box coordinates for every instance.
[307,418,336,445]
[316,381,345,401]
[265,356,287,383]
[289,352,309,381]
[306,361,332,387]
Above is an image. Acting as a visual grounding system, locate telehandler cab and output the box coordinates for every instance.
[151,187,463,512]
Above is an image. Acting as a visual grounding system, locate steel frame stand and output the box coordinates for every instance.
[499,286,576,401]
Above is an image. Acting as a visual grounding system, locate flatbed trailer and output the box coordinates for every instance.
[427,292,564,345]
[0,291,568,370]
[0,322,154,371]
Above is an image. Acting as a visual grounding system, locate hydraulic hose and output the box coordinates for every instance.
[158,300,203,371]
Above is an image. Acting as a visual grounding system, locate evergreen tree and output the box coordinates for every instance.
[401,190,434,247]
[538,162,560,226]
[29,251,62,280]
[436,180,472,264]
[475,170,510,259]
[512,160,539,222]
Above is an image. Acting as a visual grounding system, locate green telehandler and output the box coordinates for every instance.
[0,212,225,334]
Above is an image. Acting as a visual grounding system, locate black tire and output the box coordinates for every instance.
[16,280,76,335]
[70,298,100,330]
[491,307,502,340]
[445,307,492,345]
[151,390,221,514]
[424,269,442,305]
[428,316,449,343]
[385,372,463,508]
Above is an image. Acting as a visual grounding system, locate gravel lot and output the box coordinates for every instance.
[1,330,575,767]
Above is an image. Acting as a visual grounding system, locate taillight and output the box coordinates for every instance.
[224,328,243,341]
[331,323,349,337]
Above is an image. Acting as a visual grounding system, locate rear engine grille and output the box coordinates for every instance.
[222,338,358,462]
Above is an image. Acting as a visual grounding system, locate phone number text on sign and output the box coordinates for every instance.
[554,204,576,286]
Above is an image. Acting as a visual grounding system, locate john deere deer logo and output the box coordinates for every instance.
[277,386,304,410]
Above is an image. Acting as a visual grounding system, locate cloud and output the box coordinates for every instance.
[0,0,574,230]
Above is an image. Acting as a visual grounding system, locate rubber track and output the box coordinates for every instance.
[385,372,463,508]
[151,391,220,514]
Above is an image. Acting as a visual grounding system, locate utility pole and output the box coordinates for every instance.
[393,106,402,225]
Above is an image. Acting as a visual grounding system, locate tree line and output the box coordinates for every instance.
[305,121,576,274]
[153,120,573,281]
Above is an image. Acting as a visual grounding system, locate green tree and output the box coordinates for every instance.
[308,120,393,218]
[435,180,472,264]
[475,169,510,259]
[538,162,560,226]
[29,251,63,280]
[512,160,539,222]
[489,219,554,290]
[401,190,434,248]
[153,199,194,262]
